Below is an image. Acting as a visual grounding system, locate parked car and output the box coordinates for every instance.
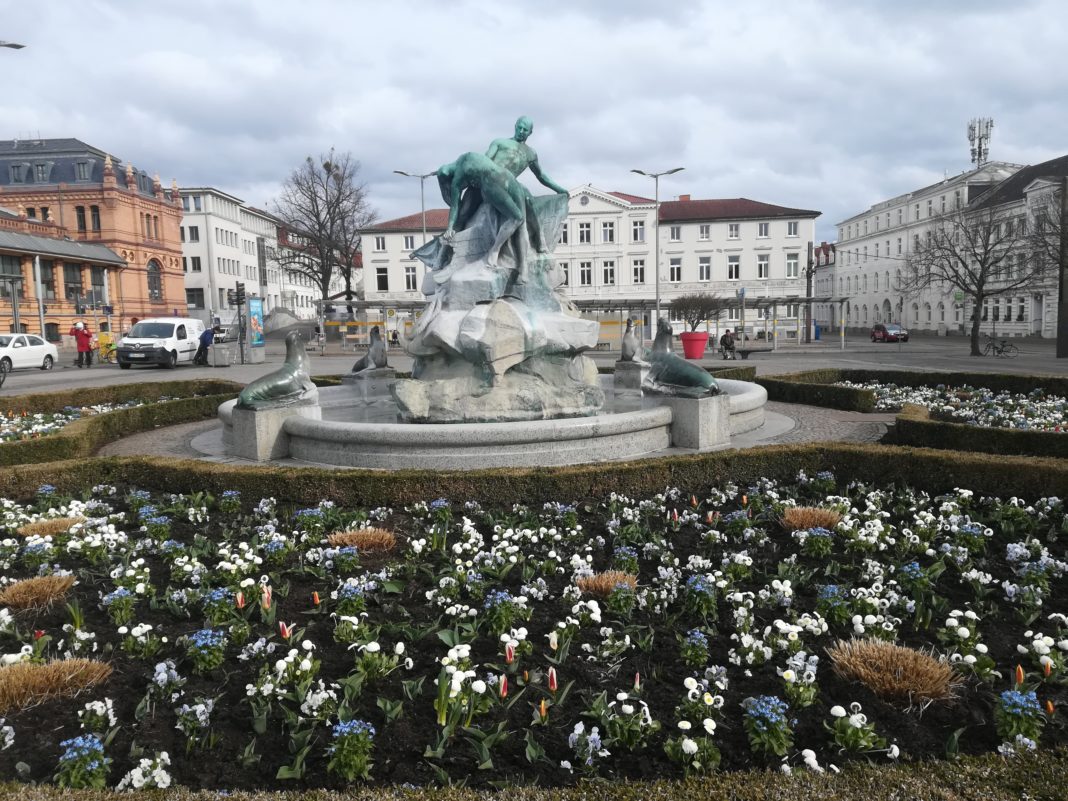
[116,317,204,369]
[0,333,57,372]
[871,323,909,343]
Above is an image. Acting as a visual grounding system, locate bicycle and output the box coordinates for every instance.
[96,338,117,364]
[981,335,1019,358]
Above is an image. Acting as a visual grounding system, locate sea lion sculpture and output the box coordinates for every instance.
[620,317,639,362]
[236,330,318,410]
[351,325,388,373]
[642,318,720,398]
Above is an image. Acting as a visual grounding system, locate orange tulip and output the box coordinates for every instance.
[312,591,321,607]
[1015,664,1026,687]
[499,675,508,699]
[690,495,698,508]
[261,586,272,610]
[741,494,748,507]
[538,698,548,721]
[523,670,529,683]
[1046,700,1055,715]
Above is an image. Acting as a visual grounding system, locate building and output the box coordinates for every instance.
[0,138,185,336]
[819,159,1068,337]
[361,187,820,339]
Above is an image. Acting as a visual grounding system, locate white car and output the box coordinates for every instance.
[0,333,57,373]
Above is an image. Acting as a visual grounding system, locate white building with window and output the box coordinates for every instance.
[819,158,1067,338]
[361,187,819,336]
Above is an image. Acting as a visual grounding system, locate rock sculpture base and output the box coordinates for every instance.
[231,403,321,462]
[341,367,396,402]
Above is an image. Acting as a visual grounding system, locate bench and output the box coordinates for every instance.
[736,346,774,360]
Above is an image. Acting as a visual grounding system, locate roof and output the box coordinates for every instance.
[0,138,104,157]
[658,198,820,223]
[0,137,164,198]
[969,153,1068,211]
[606,191,654,204]
[364,209,450,233]
[0,230,125,265]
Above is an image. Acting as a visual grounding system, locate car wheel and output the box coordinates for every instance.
[0,357,10,372]
[41,355,54,370]
[871,335,877,342]
[119,362,131,370]
[165,350,178,369]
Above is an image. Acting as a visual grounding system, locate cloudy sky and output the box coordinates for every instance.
[3,0,1066,240]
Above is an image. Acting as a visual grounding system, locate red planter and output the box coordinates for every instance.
[679,331,709,360]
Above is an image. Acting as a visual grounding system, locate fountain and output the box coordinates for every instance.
[214,118,768,469]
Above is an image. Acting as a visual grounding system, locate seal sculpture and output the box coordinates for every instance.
[236,330,318,410]
[351,325,388,373]
[620,317,639,362]
[642,319,720,398]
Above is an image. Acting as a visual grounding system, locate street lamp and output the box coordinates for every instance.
[630,167,684,325]
[0,41,26,49]
[393,170,437,245]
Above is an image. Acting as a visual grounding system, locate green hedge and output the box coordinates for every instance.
[892,403,1068,459]
[3,441,1066,507]
[0,749,1063,800]
[0,394,233,466]
[757,369,875,411]
[0,379,243,415]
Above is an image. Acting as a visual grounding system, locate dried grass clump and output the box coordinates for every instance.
[0,575,76,610]
[781,506,842,532]
[576,570,638,598]
[828,638,961,705]
[327,527,397,553]
[15,517,86,539]
[0,659,112,715]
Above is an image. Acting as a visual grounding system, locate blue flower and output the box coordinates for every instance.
[37,484,56,496]
[102,587,134,606]
[188,629,226,650]
[483,589,514,610]
[332,719,375,739]
[429,498,450,511]
[684,629,709,648]
[999,689,1041,716]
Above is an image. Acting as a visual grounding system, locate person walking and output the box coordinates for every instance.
[69,321,94,368]
[194,326,216,365]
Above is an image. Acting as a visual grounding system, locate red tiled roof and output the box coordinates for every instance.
[607,191,655,204]
[659,198,820,222]
[364,209,450,232]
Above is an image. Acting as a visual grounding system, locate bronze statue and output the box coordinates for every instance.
[351,325,388,372]
[621,317,639,362]
[236,330,317,409]
[643,319,720,397]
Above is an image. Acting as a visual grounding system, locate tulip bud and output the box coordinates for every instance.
[33,629,45,640]
[312,591,321,607]
[523,670,529,683]
[235,591,245,609]
[1046,700,1055,716]
[548,666,558,692]
[633,672,641,693]
[548,631,559,651]
[706,511,715,524]
[279,621,292,640]
[499,675,508,699]
[539,698,548,721]
[741,494,748,507]
[261,586,273,610]
[690,495,698,508]
[672,509,679,523]
[1015,664,1025,687]
[505,642,515,664]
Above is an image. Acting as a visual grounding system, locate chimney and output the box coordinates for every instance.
[678,194,691,202]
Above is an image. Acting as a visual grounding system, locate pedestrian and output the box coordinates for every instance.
[69,321,94,368]
[193,326,215,365]
[720,329,736,360]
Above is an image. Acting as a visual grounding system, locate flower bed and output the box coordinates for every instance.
[0,400,174,443]
[835,381,1068,433]
[0,475,1063,790]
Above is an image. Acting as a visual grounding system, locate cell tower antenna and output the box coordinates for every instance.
[968,118,994,166]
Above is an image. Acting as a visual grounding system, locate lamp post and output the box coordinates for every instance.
[0,42,26,49]
[393,170,436,245]
[630,167,684,327]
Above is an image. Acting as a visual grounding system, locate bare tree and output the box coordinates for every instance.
[900,203,1048,356]
[669,292,731,332]
[1028,180,1067,276]
[271,150,376,304]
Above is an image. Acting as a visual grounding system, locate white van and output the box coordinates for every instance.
[117,317,205,369]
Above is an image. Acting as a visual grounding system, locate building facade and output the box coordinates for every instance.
[0,138,185,336]
[819,159,1064,338]
[361,187,820,338]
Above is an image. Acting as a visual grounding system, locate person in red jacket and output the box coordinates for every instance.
[69,321,93,368]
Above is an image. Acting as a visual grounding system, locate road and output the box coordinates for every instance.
[1,333,1064,396]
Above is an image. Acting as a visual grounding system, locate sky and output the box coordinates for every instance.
[2,0,1067,242]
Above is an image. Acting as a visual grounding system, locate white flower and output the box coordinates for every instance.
[683,677,698,691]
[781,669,796,682]
[702,718,716,734]
[471,680,487,694]
[677,720,691,731]
[957,627,971,639]
[616,692,629,701]
[620,704,635,715]
[830,705,846,718]
[364,641,381,653]
[394,642,405,655]
[681,737,698,755]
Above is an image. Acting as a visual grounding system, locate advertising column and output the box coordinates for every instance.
[248,297,265,363]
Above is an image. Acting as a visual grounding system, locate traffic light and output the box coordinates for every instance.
[235,282,246,305]
[226,289,237,306]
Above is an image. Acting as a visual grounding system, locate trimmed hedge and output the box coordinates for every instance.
[3,441,1067,507]
[892,403,1068,459]
[0,379,243,415]
[0,749,1064,800]
[0,394,233,466]
[757,369,875,411]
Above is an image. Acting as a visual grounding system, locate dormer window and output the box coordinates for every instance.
[76,162,90,181]
[34,164,48,182]
[9,165,23,183]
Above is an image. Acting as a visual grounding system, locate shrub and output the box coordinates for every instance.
[828,638,961,705]
[892,404,1068,459]
[0,379,242,416]
[0,575,76,610]
[0,659,112,715]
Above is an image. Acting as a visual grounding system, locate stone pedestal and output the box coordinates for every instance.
[660,394,730,450]
[341,367,397,402]
[248,347,266,364]
[231,403,322,462]
[613,360,643,391]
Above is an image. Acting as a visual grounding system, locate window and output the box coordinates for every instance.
[75,161,90,181]
[10,165,23,183]
[669,225,681,242]
[787,221,798,237]
[186,288,205,309]
[559,262,569,286]
[758,222,769,238]
[757,254,769,279]
[914,203,920,221]
[940,195,946,213]
[179,226,186,243]
[926,199,933,217]
[699,224,710,240]
[403,235,415,250]
[578,222,591,244]
[146,260,163,300]
[875,243,879,259]
[669,258,681,282]
[182,257,188,273]
[153,216,159,240]
[75,206,87,232]
[727,255,740,280]
[193,196,202,212]
[404,266,417,291]
[896,237,902,255]
[601,221,615,244]
[182,196,190,212]
[188,225,199,242]
[63,264,83,300]
[863,246,868,262]
[579,261,592,286]
[786,253,799,278]
[632,259,645,284]
[728,223,739,239]
[374,236,386,251]
[698,256,711,281]
[897,208,903,225]
[39,261,56,300]
[39,206,49,221]
[558,223,568,245]
[45,322,60,342]
[602,260,615,285]
[376,266,389,291]
[632,220,645,243]
[35,164,48,182]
